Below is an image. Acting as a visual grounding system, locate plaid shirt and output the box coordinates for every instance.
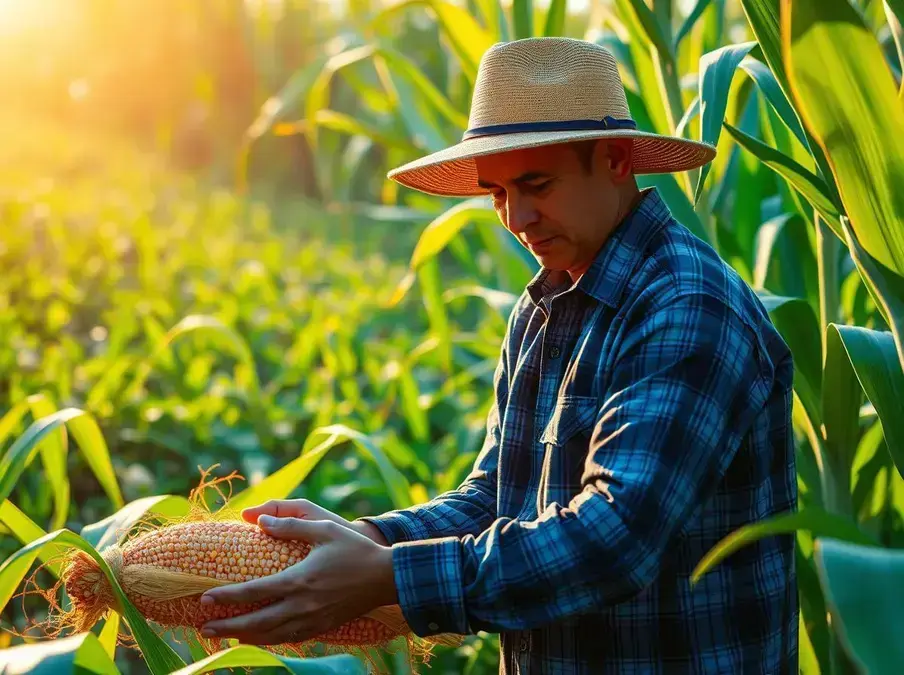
[360,188,799,674]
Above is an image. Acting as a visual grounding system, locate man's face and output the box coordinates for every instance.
[475,139,632,278]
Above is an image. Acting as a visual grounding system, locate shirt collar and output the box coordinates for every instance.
[525,187,672,309]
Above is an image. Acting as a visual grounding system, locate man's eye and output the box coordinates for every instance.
[528,180,552,193]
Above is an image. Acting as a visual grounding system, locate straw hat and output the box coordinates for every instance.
[386,37,716,197]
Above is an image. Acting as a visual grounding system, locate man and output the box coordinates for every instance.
[198,37,798,674]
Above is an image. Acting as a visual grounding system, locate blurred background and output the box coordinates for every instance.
[3,0,904,673]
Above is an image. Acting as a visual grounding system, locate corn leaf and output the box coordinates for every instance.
[0,530,186,674]
[613,0,674,136]
[691,507,878,585]
[388,199,498,307]
[722,122,842,238]
[783,0,904,275]
[25,393,70,532]
[740,0,839,201]
[373,0,494,81]
[307,425,413,509]
[675,0,715,48]
[756,292,822,431]
[814,538,904,674]
[79,495,192,552]
[98,612,121,661]
[822,326,864,514]
[617,0,674,62]
[0,499,58,577]
[842,216,904,371]
[0,631,121,675]
[828,324,904,481]
[695,41,757,201]
[0,409,122,516]
[543,0,567,36]
[0,399,29,450]
[738,56,807,148]
[170,645,366,674]
[512,0,533,38]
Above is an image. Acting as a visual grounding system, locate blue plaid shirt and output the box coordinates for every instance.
[360,188,798,674]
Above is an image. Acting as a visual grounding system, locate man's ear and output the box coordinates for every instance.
[594,139,634,182]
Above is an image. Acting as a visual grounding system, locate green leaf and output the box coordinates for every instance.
[814,537,904,674]
[0,408,123,515]
[11,393,70,532]
[80,495,192,552]
[512,0,533,38]
[740,0,793,98]
[443,285,519,317]
[374,0,494,81]
[784,0,904,275]
[0,499,57,576]
[884,0,904,79]
[691,507,877,585]
[614,0,674,136]
[98,612,121,661]
[388,198,498,306]
[307,110,418,152]
[739,0,840,200]
[0,530,185,674]
[0,399,29,451]
[695,41,757,202]
[841,216,904,374]
[310,425,413,509]
[674,0,714,48]
[756,292,822,430]
[543,0,567,36]
[0,631,120,675]
[245,56,332,142]
[738,56,807,148]
[375,47,469,130]
[617,0,674,63]
[829,324,904,481]
[228,425,413,513]
[126,315,260,406]
[169,645,366,674]
[722,122,843,238]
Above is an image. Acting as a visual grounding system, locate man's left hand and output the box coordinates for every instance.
[198,515,398,645]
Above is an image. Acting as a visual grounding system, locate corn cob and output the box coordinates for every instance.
[62,519,423,649]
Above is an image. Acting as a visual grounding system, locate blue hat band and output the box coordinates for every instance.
[462,116,638,140]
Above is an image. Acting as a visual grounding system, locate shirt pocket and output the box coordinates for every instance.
[536,396,599,515]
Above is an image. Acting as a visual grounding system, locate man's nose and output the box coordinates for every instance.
[504,193,539,235]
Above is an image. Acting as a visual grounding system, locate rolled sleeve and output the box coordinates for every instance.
[387,291,775,634]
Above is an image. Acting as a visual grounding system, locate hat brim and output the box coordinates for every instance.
[386,129,716,197]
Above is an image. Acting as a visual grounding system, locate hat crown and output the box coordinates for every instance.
[467,37,632,132]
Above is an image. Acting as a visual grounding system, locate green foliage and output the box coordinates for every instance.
[5,0,904,673]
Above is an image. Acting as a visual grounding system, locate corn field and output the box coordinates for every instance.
[2,0,904,673]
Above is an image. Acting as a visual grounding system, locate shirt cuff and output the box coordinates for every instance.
[390,536,469,636]
[354,513,430,546]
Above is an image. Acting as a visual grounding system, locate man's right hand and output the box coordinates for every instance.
[240,499,389,546]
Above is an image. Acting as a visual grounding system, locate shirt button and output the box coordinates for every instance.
[428,622,439,631]
[549,345,561,358]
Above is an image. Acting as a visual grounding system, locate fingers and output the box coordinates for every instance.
[201,598,297,638]
[241,499,317,524]
[201,564,301,606]
[257,516,339,543]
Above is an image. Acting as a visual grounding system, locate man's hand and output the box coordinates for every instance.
[198,515,398,645]
[240,499,389,546]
